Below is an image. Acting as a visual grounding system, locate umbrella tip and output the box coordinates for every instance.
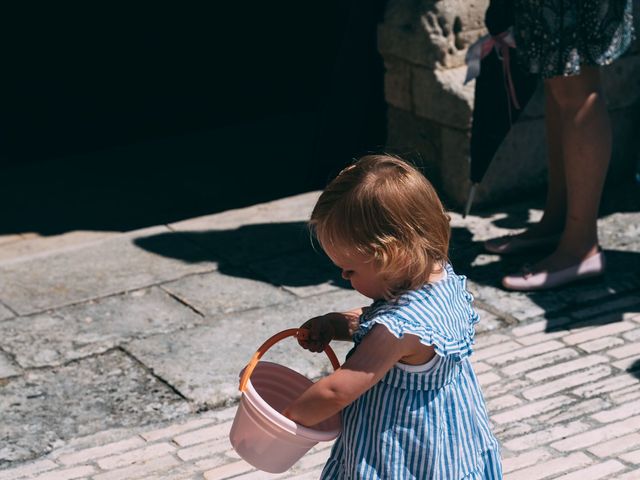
[463,184,478,218]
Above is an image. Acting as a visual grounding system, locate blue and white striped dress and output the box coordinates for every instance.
[321,264,502,479]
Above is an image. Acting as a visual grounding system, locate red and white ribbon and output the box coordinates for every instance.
[464,30,521,110]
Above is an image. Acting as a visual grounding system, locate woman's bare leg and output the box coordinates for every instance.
[538,81,568,234]
[514,81,568,239]
[529,66,611,271]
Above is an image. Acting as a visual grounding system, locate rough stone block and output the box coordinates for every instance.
[470,117,548,208]
[378,19,438,68]
[0,302,13,322]
[162,269,296,316]
[0,351,20,379]
[125,289,368,407]
[388,85,550,210]
[0,287,204,368]
[385,106,443,184]
[0,350,190,466]
[0,226,215,315]
[383,58,413,111]
[420,4,488,69]
[379,0,488,69]
[412,65,474,129]
[439,127,472,206]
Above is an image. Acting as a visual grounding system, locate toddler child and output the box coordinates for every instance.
[283,154,502,479]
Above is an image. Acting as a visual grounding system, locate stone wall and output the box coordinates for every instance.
[379,0,640,210]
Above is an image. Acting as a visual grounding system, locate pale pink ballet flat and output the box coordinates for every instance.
[502,251,606,291]
[484,233,561,255]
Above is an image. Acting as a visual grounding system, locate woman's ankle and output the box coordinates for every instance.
[554,242,600,261]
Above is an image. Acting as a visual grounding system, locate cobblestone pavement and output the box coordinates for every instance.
[1,187,639,479]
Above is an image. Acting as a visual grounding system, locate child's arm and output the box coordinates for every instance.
[297,308,364,353]
[284,324,434,426]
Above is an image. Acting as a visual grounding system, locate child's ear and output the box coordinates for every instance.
[372,246,386,265]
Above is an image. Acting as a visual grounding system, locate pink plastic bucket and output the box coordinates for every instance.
[230,329,341,473]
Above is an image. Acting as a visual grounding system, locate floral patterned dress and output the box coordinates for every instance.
[513,0,635,78]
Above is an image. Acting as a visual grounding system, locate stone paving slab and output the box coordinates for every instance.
[248,249,349,298]
[0,287,204,368]
[0,350,192,467]
[168,192,321,265]
[125,289,368,407]
[0,351,20,379]
[0,226,216,315]
[0,231,118,264]
[161,269,297,317]
[0,302,14,322]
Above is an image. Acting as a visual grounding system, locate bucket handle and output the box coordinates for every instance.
[239,328,341,392]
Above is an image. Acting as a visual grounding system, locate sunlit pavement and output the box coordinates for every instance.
[1,189,640,479]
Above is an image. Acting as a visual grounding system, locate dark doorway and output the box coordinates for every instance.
[1,1,388,235]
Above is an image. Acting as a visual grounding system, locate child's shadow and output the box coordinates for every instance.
[134,216,640,333]
[134,221,350,292]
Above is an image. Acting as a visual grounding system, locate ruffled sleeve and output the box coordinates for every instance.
[354,266,479,363]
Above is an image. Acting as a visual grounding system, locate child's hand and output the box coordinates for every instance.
[297,314,336,353]
[281,406,295,422]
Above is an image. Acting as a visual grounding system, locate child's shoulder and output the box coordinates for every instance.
[356,263,478,360]
[374,263,471,314]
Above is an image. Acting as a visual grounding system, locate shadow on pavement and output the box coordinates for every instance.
[437,227,639,333]
[629,359,640,381]
[135,211,640,334]
[134,221,351,291]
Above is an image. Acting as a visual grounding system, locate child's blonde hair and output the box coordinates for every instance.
[310,154,451,298]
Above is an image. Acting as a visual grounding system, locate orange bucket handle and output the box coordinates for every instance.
[239,328,341,392]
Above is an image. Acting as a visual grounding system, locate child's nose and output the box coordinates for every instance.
[341,270,350,280]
